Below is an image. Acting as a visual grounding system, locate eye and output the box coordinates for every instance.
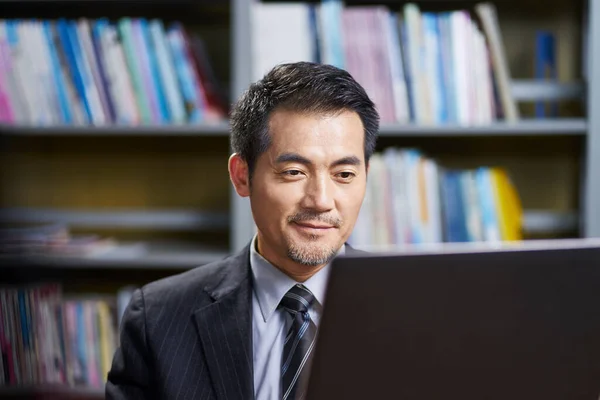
[336,171,356,180]
[282,169,304,177]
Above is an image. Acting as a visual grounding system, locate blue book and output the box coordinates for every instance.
[75,303,88,384]
[167,24,203,123]
[438,13,456,123]
[441,171,470,242]
[320,0,345,68]
[308,5,321,63]
[140,19,169,123]
[434,14,448,123]
[18,290,29,349]
[475,168,501,242]
[57,19,92,123]
[68,20,102,124]
[535,31,558,118]
[43,21,72,124]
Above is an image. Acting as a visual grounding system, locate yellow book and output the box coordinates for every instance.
[491,168,523,241]
[97,302,116,382]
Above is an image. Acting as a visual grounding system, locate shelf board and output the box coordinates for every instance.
[0,119,586,137]
[0,211,577,270]
[378,119,587,137]
[0,384,104,399]
[0,208,229,231]
[0,122,230,136]
[0,241,228,269]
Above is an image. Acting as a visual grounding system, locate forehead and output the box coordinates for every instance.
[266,109,365,159]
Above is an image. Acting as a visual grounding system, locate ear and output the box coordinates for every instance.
[229,153,251,197]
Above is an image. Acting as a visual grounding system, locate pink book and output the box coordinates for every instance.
[0,289,16,384]
[0,35,15,123]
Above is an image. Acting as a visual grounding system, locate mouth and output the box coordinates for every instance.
[292,221,336,233]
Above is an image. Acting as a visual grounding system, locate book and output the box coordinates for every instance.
[348,147,524,248]
[0,284,120,389]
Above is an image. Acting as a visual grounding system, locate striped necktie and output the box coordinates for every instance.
[279,284,318,400]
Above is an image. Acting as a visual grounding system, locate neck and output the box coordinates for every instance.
[255,234,330,283]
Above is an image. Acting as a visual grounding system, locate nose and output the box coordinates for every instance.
[300,174,335,212]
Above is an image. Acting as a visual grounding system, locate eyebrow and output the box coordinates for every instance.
[275,152,362,167]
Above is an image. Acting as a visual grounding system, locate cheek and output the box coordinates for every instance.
[256,182,304,221]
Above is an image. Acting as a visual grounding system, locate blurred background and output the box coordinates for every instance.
[0,0,597,397]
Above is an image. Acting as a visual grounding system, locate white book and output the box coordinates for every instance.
[21,23,44,124]
[463,171,484,241]
[385,14,410,123]
[472,26,484,124]
[0,21,25,123]
[102,25,139,124]
[403,4,429,124]
[17,22,45,124]
[251,2,315,83]
[34,21,62,125]
[450,11,470,125]
[403,150,423,244]
[76,20,107,125]
[97,24,127,124]
[383,148,409,244]
[466,18,479,125]
[425,159,443,243]
[475,2,519,122]
[367,155,386,246]
[478,27,495,123]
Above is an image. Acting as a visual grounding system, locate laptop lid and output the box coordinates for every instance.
[306,239,600,400]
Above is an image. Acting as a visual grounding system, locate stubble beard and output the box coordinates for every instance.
[285,210,344,266]
[285,234,341,266]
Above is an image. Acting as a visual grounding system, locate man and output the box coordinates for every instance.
[106,62,380,400]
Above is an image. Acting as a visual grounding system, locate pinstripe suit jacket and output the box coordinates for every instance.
[106,242,364,400]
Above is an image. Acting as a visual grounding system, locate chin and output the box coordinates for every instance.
[285,234,342,267]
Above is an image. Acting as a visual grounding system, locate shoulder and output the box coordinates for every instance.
[139,244,251,313]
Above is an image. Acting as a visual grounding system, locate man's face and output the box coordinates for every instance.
[249,109,367,267]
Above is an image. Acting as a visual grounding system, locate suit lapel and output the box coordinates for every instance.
[192,246,254,400]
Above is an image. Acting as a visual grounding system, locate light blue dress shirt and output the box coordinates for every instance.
[250,235,345,400]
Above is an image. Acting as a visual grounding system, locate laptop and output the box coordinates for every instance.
[305,239,600,400]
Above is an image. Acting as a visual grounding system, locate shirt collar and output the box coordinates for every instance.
[249,235,345,323]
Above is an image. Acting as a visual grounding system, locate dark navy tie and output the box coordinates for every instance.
[279,284,318,400]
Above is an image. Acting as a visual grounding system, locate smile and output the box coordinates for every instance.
[292,222,336,232]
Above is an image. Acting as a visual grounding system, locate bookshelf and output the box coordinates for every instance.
[0,122,231,136]
[230,0,600,250]
[0,384,104,400]
[377,119,587,136]
[0,241,228,269]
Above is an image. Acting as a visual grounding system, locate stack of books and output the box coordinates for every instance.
[253,1,518,125]
[0,18,228,126]
[348,148,523,248]
[0,284,136,389]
